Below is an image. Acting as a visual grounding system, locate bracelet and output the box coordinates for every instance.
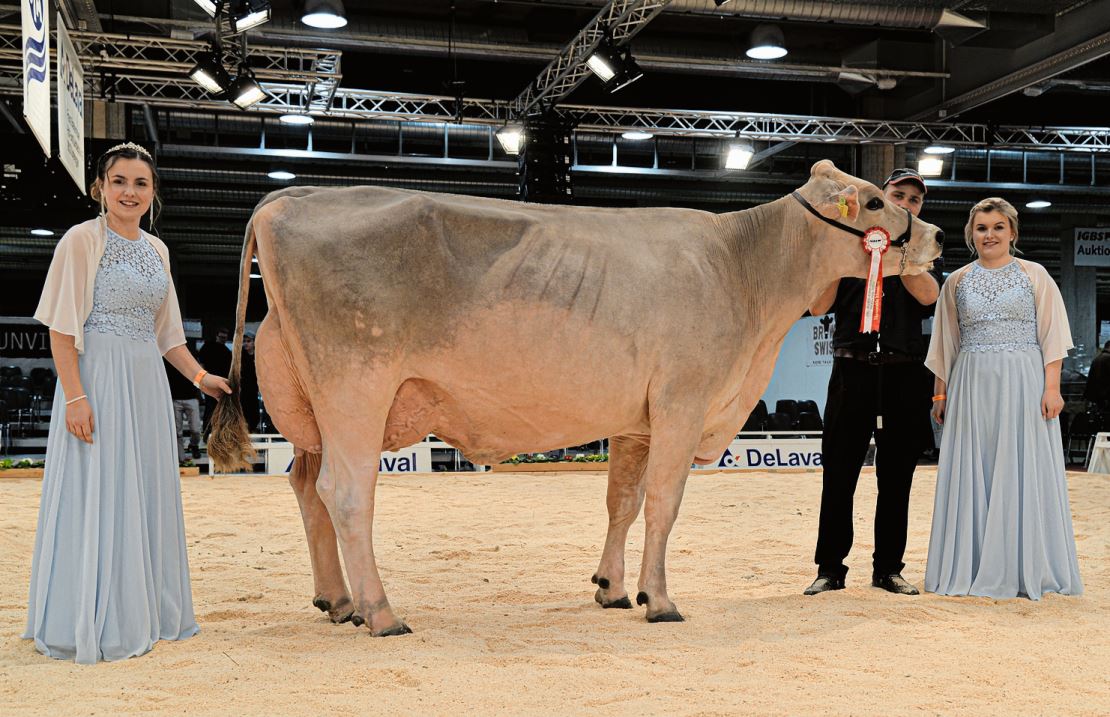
[192,369,208,389]
[931,394,947,402]
[65,394,87,406]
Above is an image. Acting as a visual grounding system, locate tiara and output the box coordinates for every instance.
[106,141,153,160]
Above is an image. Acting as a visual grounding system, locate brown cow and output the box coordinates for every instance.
[209,159,943,635]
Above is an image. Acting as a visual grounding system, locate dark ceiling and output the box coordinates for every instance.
[2,0,1110,324]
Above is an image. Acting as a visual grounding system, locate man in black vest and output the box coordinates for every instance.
[805,168,943,596]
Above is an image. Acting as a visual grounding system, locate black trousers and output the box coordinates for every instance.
[814,357,933,580]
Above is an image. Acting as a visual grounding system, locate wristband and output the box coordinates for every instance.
[193,369,208,389]
[931,394,947,402]
[65,394,87,406]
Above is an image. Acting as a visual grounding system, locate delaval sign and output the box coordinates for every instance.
[693,438,823,471]
[22,0,50,157]
[1075,228,1110,267]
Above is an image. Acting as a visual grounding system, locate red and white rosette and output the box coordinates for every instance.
[859,226,891,333]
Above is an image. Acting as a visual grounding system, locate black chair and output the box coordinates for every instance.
[0,399,9,454]
[29,367,54,389]
[798,399,820,416]
[775,399,800,422]
[0,366,22,387]
[742,400,768,431]
[766,411,796,432]
[797,412,823,432]
[1,387,32,437]
[1065,411,1096,465]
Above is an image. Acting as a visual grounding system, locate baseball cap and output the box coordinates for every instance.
[883,167,927,194]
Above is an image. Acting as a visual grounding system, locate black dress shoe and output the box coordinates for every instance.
[872,573,920,595]
[804,575,845,595]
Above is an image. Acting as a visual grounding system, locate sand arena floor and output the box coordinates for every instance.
[1,466,1107,716]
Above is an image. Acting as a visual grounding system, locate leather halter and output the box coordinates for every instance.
[790,190,913,247]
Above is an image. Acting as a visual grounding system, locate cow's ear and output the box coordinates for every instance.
[822,185,859,221]
[811,159,838,178]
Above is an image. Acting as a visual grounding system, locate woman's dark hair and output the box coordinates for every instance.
[89,142,162,226]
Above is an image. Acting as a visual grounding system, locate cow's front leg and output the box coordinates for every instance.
[636,416,701,623]
[289,449,353,624]
[315,426,410,637]
[592,434,649,610]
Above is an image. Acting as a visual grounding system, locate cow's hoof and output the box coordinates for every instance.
[597,577,610,590]
[636,591,649,606]
[646,611,685,623]
[331,608,354,624]
[312,597,331,613]
[375,622,413,637]
[594,588,632,609]
[350,615,365,627]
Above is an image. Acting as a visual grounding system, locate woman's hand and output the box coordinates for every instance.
[1041,389,1064,420]
[931,398,946,426]
[200,374,233,399]
[66,398,95,444]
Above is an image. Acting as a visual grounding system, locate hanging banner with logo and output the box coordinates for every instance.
[1074,228,1110,267]
[57,15,85,193]
[22,0,50,157]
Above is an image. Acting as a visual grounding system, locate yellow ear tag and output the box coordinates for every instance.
[837,196,849,218]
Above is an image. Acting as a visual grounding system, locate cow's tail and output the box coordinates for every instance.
[207,216,258,473]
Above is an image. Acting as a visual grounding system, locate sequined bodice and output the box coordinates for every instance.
[83,228,167,342]
[956,261,1038,352]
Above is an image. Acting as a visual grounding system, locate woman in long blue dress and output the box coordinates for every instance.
[924,197,1082,600]
[24,143,232,663]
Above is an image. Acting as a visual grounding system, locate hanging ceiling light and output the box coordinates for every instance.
[924,144,955,154]
[918,157,944,176]
[230,0,272,32]
[622,130,653,141]
[189,50,232,94]
[587,38,643,93]
[279,113,315,125]
[746,24,787,60]
[302,0,348,29]
[31,228,54,236]
[496,124,525,155]
[268,170,296,180]
[229,69,265,108]
[193,0,218,17]
[1025,199,1052,209]
[725,141,754,170]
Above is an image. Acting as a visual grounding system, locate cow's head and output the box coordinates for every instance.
[796,160,943,277]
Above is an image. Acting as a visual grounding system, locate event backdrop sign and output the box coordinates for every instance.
[1074,228,1110,267]
[56,15,85,193]
[761,315,835,415]
[22,0,50,157]
[0,320,51,358]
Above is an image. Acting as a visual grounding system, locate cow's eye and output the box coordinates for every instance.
[866,198,884,211]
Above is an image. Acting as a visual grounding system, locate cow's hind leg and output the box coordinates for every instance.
[257,313,350,621]
[288,450,353,623]
[315,388,410,637]
[636,400,703,623]
[592,434,649,609]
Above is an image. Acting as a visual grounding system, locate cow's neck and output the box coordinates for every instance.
[718,196,853,327]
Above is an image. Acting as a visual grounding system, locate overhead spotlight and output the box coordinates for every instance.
[279,113,314,125]
[876,77,898,90]
[746,24,787,60]
[268,170,296,180]
[1022,85,1046,97]
[231,0,272,32]
[924,145,955,154]
[918,157,944,177]
[725,141,754,170]
[587,42,620,82]
[496,124,525,155]
[189,50,232,94]
[714,0,733,5]
[31,228,54,236]
[587,38,643,93]
[302,0,348,29]
[1026,199,1052,209]
[229,69,265,108]
[622,130,653,141]
[193,0,218,17]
